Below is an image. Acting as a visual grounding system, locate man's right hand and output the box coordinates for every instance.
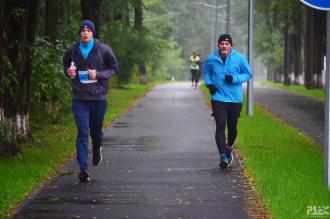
[208,84,217,95]
[67,68,76,79]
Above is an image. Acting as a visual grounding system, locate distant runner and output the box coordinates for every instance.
[189,50,200,89]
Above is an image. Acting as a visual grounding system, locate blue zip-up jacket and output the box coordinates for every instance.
[63,39,119,100]
[204,48,252,103]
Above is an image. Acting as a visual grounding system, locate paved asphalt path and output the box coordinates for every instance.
[254,83,324,145]
[11,82,253,219]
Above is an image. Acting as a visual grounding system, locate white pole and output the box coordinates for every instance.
[247,0,254,116]
[227,0,230,34]
[325,11,330,187]
[215,0,219,40]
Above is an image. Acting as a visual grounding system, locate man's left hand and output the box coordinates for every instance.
[88,69,97,80]
[225,75,233,84]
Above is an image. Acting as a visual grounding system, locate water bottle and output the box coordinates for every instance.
[70,61,76,79]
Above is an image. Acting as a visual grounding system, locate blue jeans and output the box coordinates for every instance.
[72,99,107,171]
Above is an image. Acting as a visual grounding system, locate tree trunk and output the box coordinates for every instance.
[292,19,303,84]
[80,0,103,38]
[134,0,142,31]
[283,17,290,86]
[292,33,302,85]
[315,10,326,88]
[304,8,326,89]
[0,0,5,120]
[138,63,147,84]
[45,0,58,42]
[0,0,38,142]
[134,0,147,84]
[57,0,67,26]
[304,6,315,89]
[288,34,295,83]
[292,4,304,85]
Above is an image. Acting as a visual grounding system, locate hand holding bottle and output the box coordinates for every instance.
[68,62,76,79]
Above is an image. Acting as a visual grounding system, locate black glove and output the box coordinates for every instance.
[208,84,217,95]
[225,75,233,84]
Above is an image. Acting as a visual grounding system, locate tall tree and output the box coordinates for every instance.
[134,0,147,84]
[283,12,290,85]
[0,0,38,142]
[80,0,103,38]
[57,0,67,26]
[255,0,311,86]
[291,3,304,85]
[304,7,326,88]
[314,10,326,88]
[0,0,4,121]
[111,0,131,26]
[45,0,58,42]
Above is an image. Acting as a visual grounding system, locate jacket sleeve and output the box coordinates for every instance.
[233,55,252,84]
[96,44,119,79]
[204,59,213,86]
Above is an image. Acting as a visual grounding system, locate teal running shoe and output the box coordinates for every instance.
[226,146,234,166]
[219,154,229,168]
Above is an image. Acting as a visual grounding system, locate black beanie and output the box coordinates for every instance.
[218,34,233,46]
[79,20,95,35]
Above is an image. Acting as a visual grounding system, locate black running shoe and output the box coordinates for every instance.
[79,171,91,183]
[92,147,102,166]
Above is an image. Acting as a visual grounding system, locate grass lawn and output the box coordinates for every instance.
[260,80,325,101]
[0,83,155,218]
[201,84,330,219]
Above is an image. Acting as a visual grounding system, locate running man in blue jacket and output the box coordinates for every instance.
[204,34,252,168]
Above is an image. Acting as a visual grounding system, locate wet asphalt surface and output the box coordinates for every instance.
[11,82,251,219]
[254,84,324,145]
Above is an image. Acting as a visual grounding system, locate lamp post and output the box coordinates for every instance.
[247,0,254,116]
[192,1,227,51]
[215,0,219,48]
[227,0,230,34]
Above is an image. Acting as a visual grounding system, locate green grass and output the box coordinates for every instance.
[261,80,325,101]
[201,85,330,219]
[0,83,155,218]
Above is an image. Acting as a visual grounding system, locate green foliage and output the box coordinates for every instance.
[1,56,19,97]
[101,22,139,84]
[254,27,283,74]
[150,40,187,80]
[100,20,167,84]
[254,0,305,78]
[30,37,72,123]
[165,0,214,58]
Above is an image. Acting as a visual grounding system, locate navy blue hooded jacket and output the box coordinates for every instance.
[63,39,119,100]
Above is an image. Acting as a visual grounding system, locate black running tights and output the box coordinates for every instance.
[211,101,242,155]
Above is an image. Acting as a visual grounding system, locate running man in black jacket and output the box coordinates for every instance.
[63,20,119,183]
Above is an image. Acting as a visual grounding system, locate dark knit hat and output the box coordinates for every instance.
[218,34,233,46]
[79,20,95,35]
